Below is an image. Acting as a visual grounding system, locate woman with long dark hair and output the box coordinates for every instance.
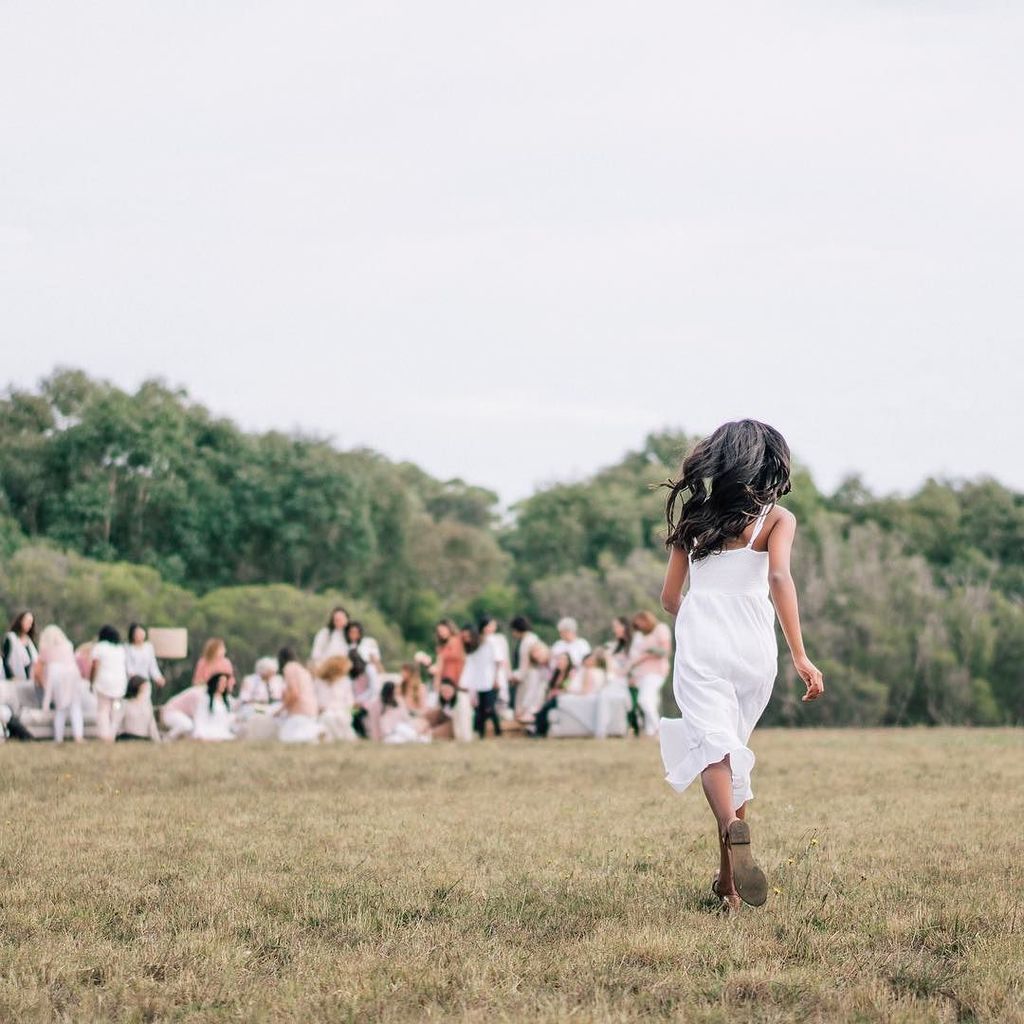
[3,611,38,701]
[192,672,235,741]
[311,606,349,664]
[659,419,824,913]
[125,623,165,689]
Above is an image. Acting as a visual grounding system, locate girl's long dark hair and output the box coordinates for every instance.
[663,419,791,561]
[207,672,227,713]
[612,616,631,655]
[9,610,36,643]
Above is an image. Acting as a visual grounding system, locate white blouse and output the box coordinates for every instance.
[124,641,162,682]
[311,628,349,663]
[92,641,128,699]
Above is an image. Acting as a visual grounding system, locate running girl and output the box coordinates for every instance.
[659,419,824,913]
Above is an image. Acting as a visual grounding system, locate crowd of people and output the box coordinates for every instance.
[0,605,673,745]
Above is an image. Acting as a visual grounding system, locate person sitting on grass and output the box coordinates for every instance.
[277,648,324,744]
[159,680,206,740]
[115,676,161,742]
[399,661,431,727]
[527,651,574,738]
[192,672,236,741]
[314,654,355,741]
[378,681,428,744]
[421,677,458,740]
[238,657,284,706]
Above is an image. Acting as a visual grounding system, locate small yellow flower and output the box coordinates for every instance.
[810,838,819,846]
[772,887,782,895]
[786,858,794,865]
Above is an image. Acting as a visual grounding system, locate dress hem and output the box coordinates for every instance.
[659,718,755,809]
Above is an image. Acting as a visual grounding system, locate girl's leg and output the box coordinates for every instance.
[53,706,66,744]
[701,756,740,893]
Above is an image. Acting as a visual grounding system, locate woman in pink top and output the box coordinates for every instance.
[160,682,207,740]
[192,637,234,690]
[629,611,673,738]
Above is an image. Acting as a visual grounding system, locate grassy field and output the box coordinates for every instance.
[0,729,1021,1023]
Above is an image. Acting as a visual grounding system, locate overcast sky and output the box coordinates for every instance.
[2,2,1022,502]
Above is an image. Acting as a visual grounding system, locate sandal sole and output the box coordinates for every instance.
[727,819,768,907]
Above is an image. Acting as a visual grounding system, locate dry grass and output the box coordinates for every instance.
[0,729,1021,1023]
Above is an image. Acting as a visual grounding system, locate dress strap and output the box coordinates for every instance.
[746,506,772,548]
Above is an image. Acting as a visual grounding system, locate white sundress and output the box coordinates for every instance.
[659,506,778,810]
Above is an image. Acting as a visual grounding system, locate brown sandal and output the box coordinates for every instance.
[725,819,768,907]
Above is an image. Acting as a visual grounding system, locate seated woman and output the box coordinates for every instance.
[421,677,458,740]
[553,650,617,738]
[516,642,551,724]
[238,657,284,705]
[192,673,236,741]
[159,681,206,740]
[527,652,575,737]
[314,654,355,741]
[115,676,162,741]
[399,662,429,718]
[378,681,428,744]
[277,648,324,744]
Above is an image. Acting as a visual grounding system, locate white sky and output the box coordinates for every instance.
[2,2,1022,502]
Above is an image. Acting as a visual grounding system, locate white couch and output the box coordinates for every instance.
[0,680,101,740]
[548,690,629,738]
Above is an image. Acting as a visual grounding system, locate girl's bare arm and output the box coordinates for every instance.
[660,547,690,617]
[766,509,824,701]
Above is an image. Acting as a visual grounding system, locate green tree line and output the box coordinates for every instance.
[1,369,1021,724]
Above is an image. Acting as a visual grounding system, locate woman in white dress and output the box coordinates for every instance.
[314,654,356,741]
[90,625,128,743]
[310,607,350,665]
[658,420,824,913]
[192,672,236,741]
[35,625,85,743]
